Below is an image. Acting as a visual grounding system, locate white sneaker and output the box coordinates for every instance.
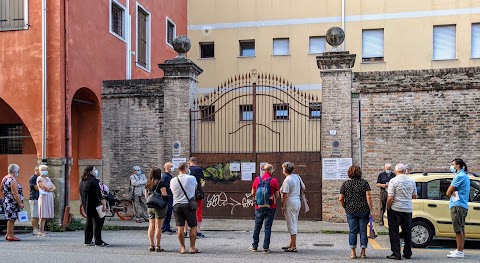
[449,249,458,254]
[447,251,464,258]
[32,229,39,235]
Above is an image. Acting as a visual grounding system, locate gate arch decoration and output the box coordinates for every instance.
[190,70,323,219]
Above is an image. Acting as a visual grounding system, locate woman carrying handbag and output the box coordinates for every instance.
[145,168,168,252]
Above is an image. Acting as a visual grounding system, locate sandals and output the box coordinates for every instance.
[156,246,164,252]
[360,254,367,259]
[189,248,200,254]
[149,246,155,252]
[6,236,21,241]
[285,247,297,252]
[350,254,357,259]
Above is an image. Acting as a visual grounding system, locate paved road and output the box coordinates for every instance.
[1,230,479,263]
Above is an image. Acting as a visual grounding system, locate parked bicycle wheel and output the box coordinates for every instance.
[79,205,87,219]
[116,199,135,220]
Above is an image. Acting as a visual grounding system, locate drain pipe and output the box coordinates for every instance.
[342,0,345,51]
[41,0,47,161]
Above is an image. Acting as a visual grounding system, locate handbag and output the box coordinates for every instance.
[146,181,168,209]
[17,210,28,223]
[297,175,310,213]
[367,214,378,239]
[195,187,204,200]
[177,177,198,211]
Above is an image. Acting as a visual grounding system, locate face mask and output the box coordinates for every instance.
[170,167,174,172]
[41,171,48,176]
[450,165,456,173]
[386,170,392,174]
[188,169,191,175]
[94,170,99,177]
[136,170,142,175]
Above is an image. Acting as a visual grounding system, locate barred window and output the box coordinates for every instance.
[111,1,124,38]
[0,124,23,154]
[0,0,27,31]
[240,104,253,121]
[273,103,289,120]
[200,105,215,122]
[309,102,321,119]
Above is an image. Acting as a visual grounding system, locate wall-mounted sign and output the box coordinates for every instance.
[172,141,182,157]
[322,158,352,180]
[329,130,337,136]
[172,157,187,168]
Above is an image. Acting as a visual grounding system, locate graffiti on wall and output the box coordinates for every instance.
[205,192,255,215]
[202,163,241,183]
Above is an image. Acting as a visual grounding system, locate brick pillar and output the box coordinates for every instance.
[158,58,203,165]
[41,157,67,223]
[316,51,356,222]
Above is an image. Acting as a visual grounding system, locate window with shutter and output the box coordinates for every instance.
[273,38,290,56]
[472,24,480,58]
[0,0,27,31]
[309,36,326,54]
[362,29,384,62]
[433,25,456,60]
[136,6,150,69]
[110,1,125,39]
[166,18,176,46]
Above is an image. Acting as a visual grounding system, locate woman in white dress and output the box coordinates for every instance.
[280,162,305,252]
[37,164,56,237]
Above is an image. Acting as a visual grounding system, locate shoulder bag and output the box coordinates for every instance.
[177,177,198,211]
[297,174,310,213]
[146,181,168,209]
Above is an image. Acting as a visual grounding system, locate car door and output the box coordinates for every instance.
[466,179,480,237]
[423,178,454,235]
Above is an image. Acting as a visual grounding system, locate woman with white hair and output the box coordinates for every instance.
[280,162,305,252]
[2,164,24,241]
[37,164,56,237]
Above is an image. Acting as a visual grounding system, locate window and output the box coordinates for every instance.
[240,105,253,121]
[433,25,456,60]
[110,0,125,40]
[136,4,150,70]
[362,29,384,62]
[166,18,176,47]
[273,103,289,120]
[470,180,480,202]
[200,105,215,122]
[426,179,451,200]
[239,40,255,57]
[472,24,480,58]
[309,36,326,54]
[309,103,321,119]
[0,0,28,31]
[273,38,289,55]
[0,124,22,154]
[200,42,214,58]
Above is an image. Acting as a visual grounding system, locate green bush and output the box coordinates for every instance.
[45,218,85,232]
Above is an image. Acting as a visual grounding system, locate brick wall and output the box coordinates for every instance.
[354,67,480,221]
[102,79,166,198]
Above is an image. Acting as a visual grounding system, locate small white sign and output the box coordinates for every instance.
[241,172,252,181]
[329,129,337,136]
[230,163,241,172]
[241,162,256,173]
[172,158,187,168]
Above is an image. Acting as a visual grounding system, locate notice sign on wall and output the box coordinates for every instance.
[322,158,352,180]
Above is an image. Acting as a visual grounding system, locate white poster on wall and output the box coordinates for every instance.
[172,158,187,169]
[322,158,352,180]
[241,162,256,173]
[230,163,241,172]
[241,172,252,181]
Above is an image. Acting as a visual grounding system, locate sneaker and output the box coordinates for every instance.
[83,242,95,246]
[95,242,111,247]
[447,251,464,258]
[449,249,459,254]
[248,247,257,252]
[32,229,39,235]
[262,249,272,254]
[196,232,205,238]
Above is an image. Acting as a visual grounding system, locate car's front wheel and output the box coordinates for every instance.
[411,221,434,248]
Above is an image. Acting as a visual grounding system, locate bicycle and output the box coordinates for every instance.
[80,190,135,221]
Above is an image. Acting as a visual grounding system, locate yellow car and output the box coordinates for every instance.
[384,172,480,248]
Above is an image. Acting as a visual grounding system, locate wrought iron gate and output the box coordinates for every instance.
[190,70,323,219]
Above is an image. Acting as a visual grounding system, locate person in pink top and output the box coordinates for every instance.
[249,163,280,254]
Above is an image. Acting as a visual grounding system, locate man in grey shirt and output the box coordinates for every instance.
[130,166,148,222]
[386,163,417,260]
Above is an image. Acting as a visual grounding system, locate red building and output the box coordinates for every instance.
[0,0,187,217]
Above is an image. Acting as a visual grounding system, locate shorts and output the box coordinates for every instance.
[173,203,197,228]
[450,206,468,233]
[148,207,167,219]
[29,200,39,218]
[196,199,203,222]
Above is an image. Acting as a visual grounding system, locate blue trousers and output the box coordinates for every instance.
[252,208,276,249]
[161,196,173,231]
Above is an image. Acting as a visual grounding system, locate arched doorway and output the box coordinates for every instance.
[0,98,38,196]
[70,88,101,212]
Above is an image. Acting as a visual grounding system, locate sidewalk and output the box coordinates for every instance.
[17,217,388,234]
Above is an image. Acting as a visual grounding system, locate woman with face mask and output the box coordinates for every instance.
[37,164,56,237]
[2,164,24,241]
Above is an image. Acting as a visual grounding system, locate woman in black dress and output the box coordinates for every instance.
[80,165,109,247]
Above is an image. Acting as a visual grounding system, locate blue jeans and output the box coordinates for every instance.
[346,211,369,248]
[161,196,173,231]
[252,208,276,249]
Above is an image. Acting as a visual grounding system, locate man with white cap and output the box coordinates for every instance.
[130,165,148,222]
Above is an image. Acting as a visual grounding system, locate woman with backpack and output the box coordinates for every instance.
[280,162,305,252]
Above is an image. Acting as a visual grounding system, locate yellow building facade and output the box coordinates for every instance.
[188,0,480,93]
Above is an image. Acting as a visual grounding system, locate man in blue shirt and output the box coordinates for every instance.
[446,158,470,259]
